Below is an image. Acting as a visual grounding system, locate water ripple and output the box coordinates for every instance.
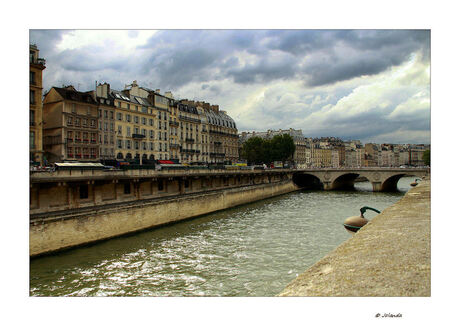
[30,177,413,296]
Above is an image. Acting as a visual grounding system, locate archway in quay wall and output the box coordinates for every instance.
[292,173,323,190]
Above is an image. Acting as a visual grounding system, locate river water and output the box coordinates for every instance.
[30,177,414,297]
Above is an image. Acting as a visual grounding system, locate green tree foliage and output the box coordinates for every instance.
[241,137,266,164]
[271,134,296,162]
[241,134,296,164]
[422,149,430,166]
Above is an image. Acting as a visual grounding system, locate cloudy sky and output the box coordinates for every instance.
[30,29,430,144]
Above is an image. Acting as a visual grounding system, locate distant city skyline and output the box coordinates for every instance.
[30,29,430,144]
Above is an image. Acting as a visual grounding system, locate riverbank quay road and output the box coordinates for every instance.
[279,177,431,296]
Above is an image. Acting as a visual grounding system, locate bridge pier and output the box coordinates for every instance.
[372,182,382,192]
[323,182,332,191]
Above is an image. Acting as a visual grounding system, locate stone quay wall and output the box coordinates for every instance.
[278,178,430,296]
[30,180,298,257]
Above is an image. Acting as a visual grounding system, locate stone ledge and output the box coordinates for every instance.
[278,179,431,296]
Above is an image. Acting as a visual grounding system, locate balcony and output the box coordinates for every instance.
[210,152,225,157]
[169,120,179,127]
[66,138,73,143]
[179,115,201,124]
[132,133,146,139]
[180,148,201,154]
[30,57,46,67]
[169,143,181,149]
[185,138,194,143]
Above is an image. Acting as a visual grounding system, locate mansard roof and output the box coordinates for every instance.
[53,86,97,105]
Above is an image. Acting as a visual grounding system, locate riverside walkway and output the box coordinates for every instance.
[279,178,431,296]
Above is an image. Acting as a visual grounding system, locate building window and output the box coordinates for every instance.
[117,112,122,120]
[149,118,153,126]
[30,110,35,126]
[126,114,131,122]
[142,117,146,125]
[127,126,131,137]
[104,110,108,118]
[158,180,164,191]
[127,104,130,110]
[110,111,114,119]
[118,126,122,134]
[118,140,123,149]
[30,131,35,149]
[30,71,35,85]
[30,90,35,104]
[126,140,131,149]
[72,104,76,113]
[134,116,139,124]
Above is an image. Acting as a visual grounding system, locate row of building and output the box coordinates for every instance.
[30,45,238,165]
[30,44,429,168]
[239,130,430,168]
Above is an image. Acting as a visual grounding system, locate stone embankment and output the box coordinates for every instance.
[279,178,431,296]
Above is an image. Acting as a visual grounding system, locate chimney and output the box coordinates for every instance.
[156,89,161,94]
[165,91,173,99]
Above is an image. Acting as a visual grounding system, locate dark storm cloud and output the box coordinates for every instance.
[29,30,71,54]
[30,29,430,92]
[226,57,297,84]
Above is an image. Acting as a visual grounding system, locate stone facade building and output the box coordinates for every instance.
[43,86,100,162]
[30,44,46,165]
[42,80,238,165]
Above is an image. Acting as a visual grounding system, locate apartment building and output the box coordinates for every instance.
[167,92,180,161]
[95,87,116,161]
[177,101,203,163]
[110,82,160,163]
[183,100,239,164]
[30,44,46,165]
[43,86,99,162]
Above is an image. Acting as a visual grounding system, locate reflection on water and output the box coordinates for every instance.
[30,177,413,296]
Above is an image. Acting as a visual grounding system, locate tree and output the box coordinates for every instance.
[270,134,295,163]
[241,137,266,164]
[422,149,430,166]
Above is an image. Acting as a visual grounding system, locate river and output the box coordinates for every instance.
[29,176,415,296]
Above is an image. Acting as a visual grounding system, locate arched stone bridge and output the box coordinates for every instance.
[292,167,429,192]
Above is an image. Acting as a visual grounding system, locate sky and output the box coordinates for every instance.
[29,29,430,144]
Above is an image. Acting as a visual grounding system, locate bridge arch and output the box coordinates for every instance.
[380,174,407,192]
[330,173,361,190]
[292,172,323,189]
